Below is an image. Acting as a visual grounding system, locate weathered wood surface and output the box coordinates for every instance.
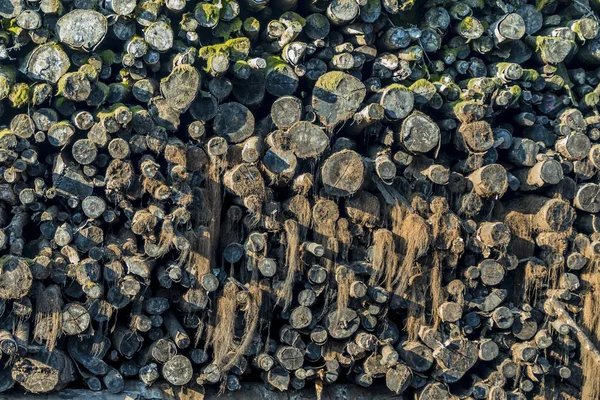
[0,0,599,399]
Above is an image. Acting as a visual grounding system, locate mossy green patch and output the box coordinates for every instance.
[0,75,11,100]
[536,36,575,64]
[7,19,23,36]
[410,79,436,93]
[97,103,126,120]
[198,38,250,61]
[453,100,481,119]
[56,72,86,97]
[0,65,16,84]
[316,71,346,92]
[509,85,522,105]
[535,36,552,52]
[212,18,242,40]
[31,84,50,105]
[535,0,554,11]
[399,0,415,11]
[404,45,423,61]
[521,69,539,82]
[195,3,219,26]
[179,12,197,31]
[441,47,459,59]
[280,11,305,27]
[79,64,99,82]
[233,59,249,73]
[467,77,498,95]
[227,37,250,61]
[9,83,30,108]
[0,128,14,139]
[243,17,260,32]
[53,96,71,110]
[460,16,477,31]
[585,91,600,107]
[130,105,145,114]
[93,81,110,105]
[100,49,116,65]
[266,56,288,74]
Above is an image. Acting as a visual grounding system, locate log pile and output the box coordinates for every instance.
[1,0,600,398]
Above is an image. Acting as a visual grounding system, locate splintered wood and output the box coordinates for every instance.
[0,0,600,399]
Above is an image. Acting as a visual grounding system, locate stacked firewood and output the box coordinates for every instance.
[0,0,600,398]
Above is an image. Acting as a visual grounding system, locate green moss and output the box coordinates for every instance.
[56,72,85,97]
[280,11,305,27]
[243,17,260,32]
[130,105,145,114]
[164,63,197,84]
[442,47,459,59]
[0,128,13,138]
[97,103,126,120]
[212,17,242,40]
[316,71,346,92]
[410,78,436,92]
[233,59,249,73]
[546,74,564,89]
[204,54,216,74]
[79,64,99,81]
[585,91,600,107]
[459,16,483,40]
[536,36,575,64]
[195,3,219,25]
[0,75,10,100]
[535,0,554,11]
[410,79,436,103]
[198,43,225,59]
[87,55,103,71]
[92,81,110,105]
[100,49,116,65]
[225,38,250,61]
[399,0,415,11]
[467,77,498,95]
[460,16,477,31]
[404,45,423,61]
[571,19,598,41]
[387,83,409,91]
[31,84,50,105]
[509,85,522,105]
[179,12,198,31]
[198,38,250,61]
[535,36,551,52]
[53,96,71,110]
[453,100,480,118]
[0,255,33,269]
[117,68,130,82]
[495,62,522,80]
[0,65,16,83]
[9,83,30,108]
[7,19,23,36]
[495,62,510,72]
[266,56,288,74]
[521,69,539,82]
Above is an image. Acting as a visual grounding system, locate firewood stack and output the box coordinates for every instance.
[0,0,600,398]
